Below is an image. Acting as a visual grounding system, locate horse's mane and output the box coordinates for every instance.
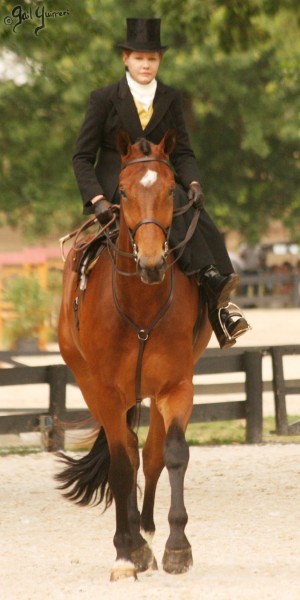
[137,138,151,156]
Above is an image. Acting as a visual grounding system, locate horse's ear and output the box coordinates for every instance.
[161,129,177,156]
[116,129,131,156]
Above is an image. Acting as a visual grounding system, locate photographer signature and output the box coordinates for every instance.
[4,4,70,36]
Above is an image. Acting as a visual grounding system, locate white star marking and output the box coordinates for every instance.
[140,169,158,188]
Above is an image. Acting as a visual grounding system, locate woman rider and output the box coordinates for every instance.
[72,18,250,349]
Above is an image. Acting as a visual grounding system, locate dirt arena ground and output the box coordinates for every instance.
[1,309,300,599]
[1,445,300,600]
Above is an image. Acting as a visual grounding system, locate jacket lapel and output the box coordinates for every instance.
[144,80,173,135]
[112,77,144,141]
[112,77,174,140]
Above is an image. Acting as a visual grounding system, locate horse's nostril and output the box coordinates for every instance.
[137,255,167,283]
[157,256,166,271]
[138,255,166,272]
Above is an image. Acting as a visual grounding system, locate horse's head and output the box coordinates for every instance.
[116,129,176,284]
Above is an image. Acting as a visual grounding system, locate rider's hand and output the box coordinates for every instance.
[93,197,114,225]
[188,182,204,210]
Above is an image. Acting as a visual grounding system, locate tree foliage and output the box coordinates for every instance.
[3,274,50,345]
[1,0,300,243]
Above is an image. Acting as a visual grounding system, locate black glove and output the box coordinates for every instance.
[93,198,113,225]
[188,182,204,209]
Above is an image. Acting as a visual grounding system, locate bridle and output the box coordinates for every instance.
[118,156,173,266]
[120,156,171,171]
[106,155,178,405]
[106,155,200,276]
[65,155,200,273]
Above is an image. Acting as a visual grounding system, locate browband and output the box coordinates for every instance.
[120,156,172,171]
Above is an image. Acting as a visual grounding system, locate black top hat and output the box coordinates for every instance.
[117,18,168,52]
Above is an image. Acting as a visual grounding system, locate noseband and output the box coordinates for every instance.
[129,217,170,262]
[120,156,173,264]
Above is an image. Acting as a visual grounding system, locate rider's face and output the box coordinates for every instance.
[122,51,162,84]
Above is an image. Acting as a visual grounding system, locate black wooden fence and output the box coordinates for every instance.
[0,345,299,451]
[234,273,300,307]
[271,345,300,435]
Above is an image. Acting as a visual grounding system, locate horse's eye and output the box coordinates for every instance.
[119,188,127,199]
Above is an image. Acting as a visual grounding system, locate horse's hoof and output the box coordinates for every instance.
[131,542,158,572]
[110,559,137,582]
[162,546,193,574]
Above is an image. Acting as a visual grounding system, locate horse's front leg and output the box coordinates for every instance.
[126,425,158,572]
[108,437,137,581]
[141,398,166,539]
[99,408,140,582]
[158,381,194,574]
[58,367,138,582]
[163,419,192,574]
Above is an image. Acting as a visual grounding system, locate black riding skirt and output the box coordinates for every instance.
[169,185,234,275]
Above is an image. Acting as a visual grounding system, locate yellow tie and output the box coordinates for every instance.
[134,99,153,130]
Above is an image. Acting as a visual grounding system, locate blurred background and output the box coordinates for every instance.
[0,0,300,349]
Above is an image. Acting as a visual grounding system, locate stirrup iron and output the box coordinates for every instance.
[217,302,251,341]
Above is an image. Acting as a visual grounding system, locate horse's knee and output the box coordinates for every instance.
[164,421,189,471]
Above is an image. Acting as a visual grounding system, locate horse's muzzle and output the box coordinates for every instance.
[137,255,167,284]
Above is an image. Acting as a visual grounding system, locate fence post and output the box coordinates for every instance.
[46,364,67,451]
[245,351,263,443]
[291,274,300,307]
[271,347,289,435]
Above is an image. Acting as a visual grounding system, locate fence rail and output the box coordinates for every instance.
[0,345,299,450]
[233,273,300,307]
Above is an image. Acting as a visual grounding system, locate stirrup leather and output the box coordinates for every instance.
[217,302,251,341]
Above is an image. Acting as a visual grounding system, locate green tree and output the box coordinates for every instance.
[156,0,300,242]
[0,0,300,243]
[3,275,50,347]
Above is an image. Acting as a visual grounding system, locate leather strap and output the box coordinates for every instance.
[120,156,172,171]
[112,265,175,403]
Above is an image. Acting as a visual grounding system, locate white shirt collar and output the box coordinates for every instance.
[126,72,157,111]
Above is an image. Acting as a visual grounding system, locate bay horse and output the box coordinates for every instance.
[57,129,212,581]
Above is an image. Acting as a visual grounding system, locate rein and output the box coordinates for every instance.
[112,264,175,404]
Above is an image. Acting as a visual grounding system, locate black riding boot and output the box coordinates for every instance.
[199,265,250,349]
[208,305,250,349]
[200,265,239,308]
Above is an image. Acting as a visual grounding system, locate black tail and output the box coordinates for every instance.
[55,427,112,509]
